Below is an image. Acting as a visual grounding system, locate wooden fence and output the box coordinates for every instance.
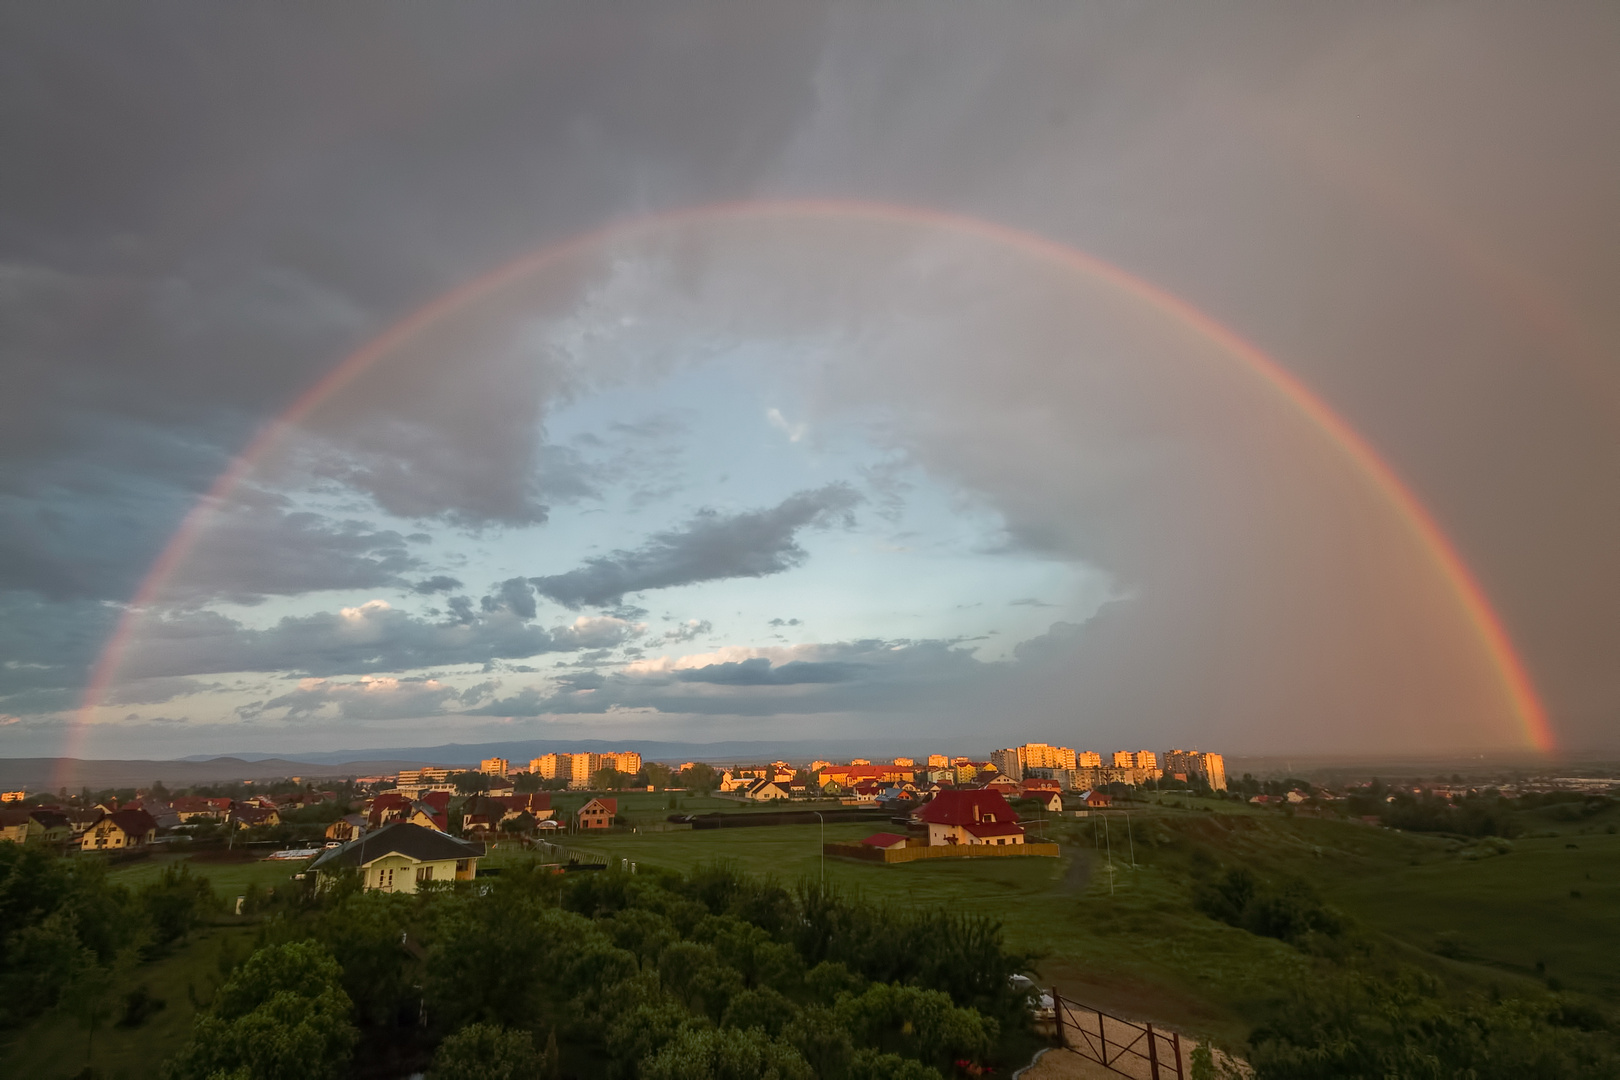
[823,841,1060,863]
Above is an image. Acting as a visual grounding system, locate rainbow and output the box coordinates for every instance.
[69,198,1554,770]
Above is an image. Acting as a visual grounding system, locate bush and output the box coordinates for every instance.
[163,941,356,1080]
[430,1023,548,1080]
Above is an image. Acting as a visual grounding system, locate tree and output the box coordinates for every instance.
[163,941,357,1080]
[644,762,673,790]
[641,1026,813,1080]
[513,772,543,793]
[681,763,719,793]
[592,768,631,791]
[141,862,216,950]
[450,772,488,796]
[431,1023,545,1080]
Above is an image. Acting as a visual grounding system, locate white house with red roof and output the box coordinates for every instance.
[916,789,1025,847]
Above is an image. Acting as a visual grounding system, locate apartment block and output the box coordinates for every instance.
[479,757,509,777]
[1162,750,1227,791]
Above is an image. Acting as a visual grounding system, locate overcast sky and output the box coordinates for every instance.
[3,3,1617,760]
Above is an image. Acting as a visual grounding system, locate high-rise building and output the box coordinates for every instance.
[892,757,915,767]
[1076,751,1102,768]
[927,754,949,769]
[529,754,558,779]
[479,757,509,777]
[1161,750,1227,790]
[1111,750,1135,768]
[989,748,1023,781]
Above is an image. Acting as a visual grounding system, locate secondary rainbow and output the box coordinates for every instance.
[69,198,1555,768]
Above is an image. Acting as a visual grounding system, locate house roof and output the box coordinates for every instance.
[0,807,37,828]
[917,789,1019,826]
[309,822,483,871]
[859,832,909,848]
[28,809,70,830]
[235,805,278,823]
[578,797,617,815]
[105,808,158,835]
[963,820,1025,839]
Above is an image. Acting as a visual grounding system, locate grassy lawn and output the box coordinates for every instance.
[104,851,311,897]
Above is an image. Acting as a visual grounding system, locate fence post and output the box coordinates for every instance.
[1147,1021,1160,1080]
[1053,991,1064,1048]
[1171,1031,1183,1079]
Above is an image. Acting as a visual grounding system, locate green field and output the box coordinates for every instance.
[5,794,1617,1075]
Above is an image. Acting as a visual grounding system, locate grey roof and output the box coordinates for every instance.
[309,822,483,871]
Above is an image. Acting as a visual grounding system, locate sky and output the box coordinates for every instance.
[2,3,1618,760]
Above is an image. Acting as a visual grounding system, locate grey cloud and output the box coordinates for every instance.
[161,487,427,605]
[249,676,498,721]
[113,601,640,682]
[768,617,802,627]
[663,619,713,643]
[412,575,464,594]
[674,658,867,686]
[485,577,538,621]
[531,484,862,609]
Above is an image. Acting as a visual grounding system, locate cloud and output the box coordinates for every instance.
[766,407,808,443]
[115,599,644,681]
[768,617,802,627]
[672,657,867,685]
[412,576,464,594]
[530,484,862,608]
[154,486,430,605]
[248,675,497,721]
[663,619,713,643]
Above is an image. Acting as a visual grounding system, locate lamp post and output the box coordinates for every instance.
[812,811,824,885]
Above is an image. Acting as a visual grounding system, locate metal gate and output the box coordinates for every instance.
[1052,992,1184,1080]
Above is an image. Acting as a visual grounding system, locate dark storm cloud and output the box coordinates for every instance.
[485,577,538,621]
[0,2,829,602]
[531,484,862,609]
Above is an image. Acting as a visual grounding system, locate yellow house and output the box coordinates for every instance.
[81,809,158,851]
[308,822,483,894]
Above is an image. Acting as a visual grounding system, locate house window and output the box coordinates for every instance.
[416,866,433,883]
[380,868,394,891]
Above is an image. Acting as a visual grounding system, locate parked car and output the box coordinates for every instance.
[1010,974,1056,1021]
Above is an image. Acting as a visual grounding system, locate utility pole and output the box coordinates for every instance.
[1124,810,1136,869]
[1103,815,1114,896]
[812,811,824,885]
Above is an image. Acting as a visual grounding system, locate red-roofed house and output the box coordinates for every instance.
[917,789,1025,847]
[575,797,617,830]
[232,805,281,830]
[171,796,233,822]
[1079,789,1112,808]
[369,791,449,832]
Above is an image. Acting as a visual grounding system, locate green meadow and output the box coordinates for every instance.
[5,794,1617,1076]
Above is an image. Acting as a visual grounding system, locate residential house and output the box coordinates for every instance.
[0,807,43,844]
[916,789,1025,847]
[171,796,233,822]
[126,798,181,831]
[369,790,449,832]
[81,808,158,851]
[309,822,483,894]
[25,808,73,844]
[575,797,617,830]
[1079,789,1112,808]
[1029,790,1063,813]
[326,814,367,843]
[233,805,281,830]
[739,778,790,802]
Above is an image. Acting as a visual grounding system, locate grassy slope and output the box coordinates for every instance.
[0,925,260,1080]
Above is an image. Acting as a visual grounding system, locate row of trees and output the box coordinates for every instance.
[154,860,1036,1079]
